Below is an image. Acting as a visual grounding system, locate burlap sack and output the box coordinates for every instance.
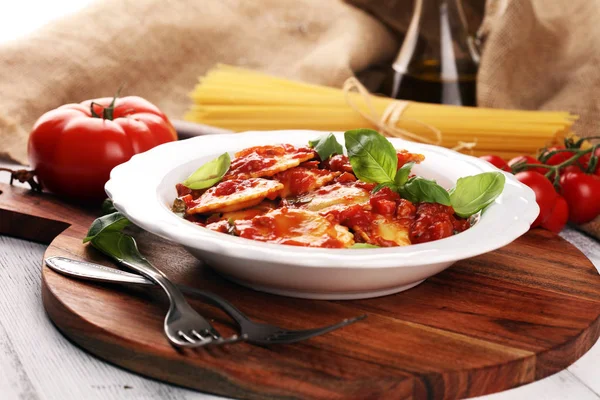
[0,0,398,164]
[0,0,598,238]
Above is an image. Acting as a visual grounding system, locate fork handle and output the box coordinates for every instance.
[177,284,252,326]
[121,259,188,305]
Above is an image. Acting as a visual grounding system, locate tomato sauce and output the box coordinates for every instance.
[174,142,472,248]
[322,154,353,173]
[397,150,425,168]
[409,203,469,244]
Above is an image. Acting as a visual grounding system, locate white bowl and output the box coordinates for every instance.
[105,130,539,300]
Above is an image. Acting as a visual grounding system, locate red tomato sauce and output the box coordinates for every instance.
[410,203,470,244]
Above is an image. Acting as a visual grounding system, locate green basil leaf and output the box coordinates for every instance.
[83,212,130,243]
[101,198,117,215]
[351,243,380,249]
[400,177,451,205]
[450,172,506,218]
[394,162,414,186]
[182,152,231,190]
[308,133,343,160]
[90,231,149,267]
[344,129,398,183]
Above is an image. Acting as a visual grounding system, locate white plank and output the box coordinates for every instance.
[560,229,600,396]
[0,236,223,400]
[471,370,599,400]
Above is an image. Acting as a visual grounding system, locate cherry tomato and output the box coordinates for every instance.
[28,96,177,202]
[514,171,558,227]
[578,147,600,176]
[508,155,547,175]
[559,171,600,224]
[540,195,569,233]
[479,155,510,172]
[540,146,574,166]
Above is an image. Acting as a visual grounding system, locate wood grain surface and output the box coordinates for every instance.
[1,182,600,400]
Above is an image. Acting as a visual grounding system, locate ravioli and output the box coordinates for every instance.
[187,178,283,214]
[224,144,316,180]
[273,167,340,198]
[353,214,411,247]
[235,208,354,248]
[298,182,371,214]
[207,200,277,222]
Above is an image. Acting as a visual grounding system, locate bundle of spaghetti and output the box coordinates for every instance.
[185,65,578,159]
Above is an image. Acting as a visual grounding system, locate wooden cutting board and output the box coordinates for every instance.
[1,181,600,400]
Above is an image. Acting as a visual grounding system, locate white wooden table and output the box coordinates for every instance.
[0,219,599,399]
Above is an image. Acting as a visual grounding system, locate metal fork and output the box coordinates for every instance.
[77,231,241,348]
[45,257,366,345]
[120,257,242,347]
[190,289,367,345]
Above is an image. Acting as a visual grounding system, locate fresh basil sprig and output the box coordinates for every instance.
[450,172,506,218]
[342,128,505,217]
[400,177,451,205]
[345,129,398,183]
[91,230,149,266]
[309,133,343,160]
[101,198,117,215]
[83,212,130,243]
[182,152,231,190]
[83,211,149,267]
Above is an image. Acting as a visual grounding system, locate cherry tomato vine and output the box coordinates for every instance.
[480,136,600,233]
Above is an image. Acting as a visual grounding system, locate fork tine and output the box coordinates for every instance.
[213,334,247,345]
[191,330,212,341]
[179,331,197,343]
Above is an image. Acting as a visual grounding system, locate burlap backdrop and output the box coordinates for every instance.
[1,0,598,236]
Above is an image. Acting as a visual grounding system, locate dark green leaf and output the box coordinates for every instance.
[182,152,231,190]
[84,212,130,243]
[450,172,505,218]
[90,232,149,267]
[344,129,398,183]
[350,243,380,249]
[101,199,117,215]
[394,162,414,186]
[308,133,343,160]
[400,177,451,205]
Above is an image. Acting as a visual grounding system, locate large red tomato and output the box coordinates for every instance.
[514,171,560,228]
[559,171,600,224]
[28,96,177,202]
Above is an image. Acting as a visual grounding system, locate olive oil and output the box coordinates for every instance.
[373,0,480,107]
[380,61,477,106]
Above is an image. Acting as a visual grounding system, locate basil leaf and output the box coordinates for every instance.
[101,198,117,215]
[344,129,398,183]
[83,212,130,243]
[182,152,231,190]
[394,162,414,186]
[90,231,149,267]
[400,177,451,205]
[308,133,343,160]
[351,243,380,249]
[450,172,506,218]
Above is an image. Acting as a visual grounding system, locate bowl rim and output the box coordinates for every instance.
[105,130,539,269]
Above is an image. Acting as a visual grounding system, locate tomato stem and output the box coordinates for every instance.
[89,85,124,121]
[0,168,42,192]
